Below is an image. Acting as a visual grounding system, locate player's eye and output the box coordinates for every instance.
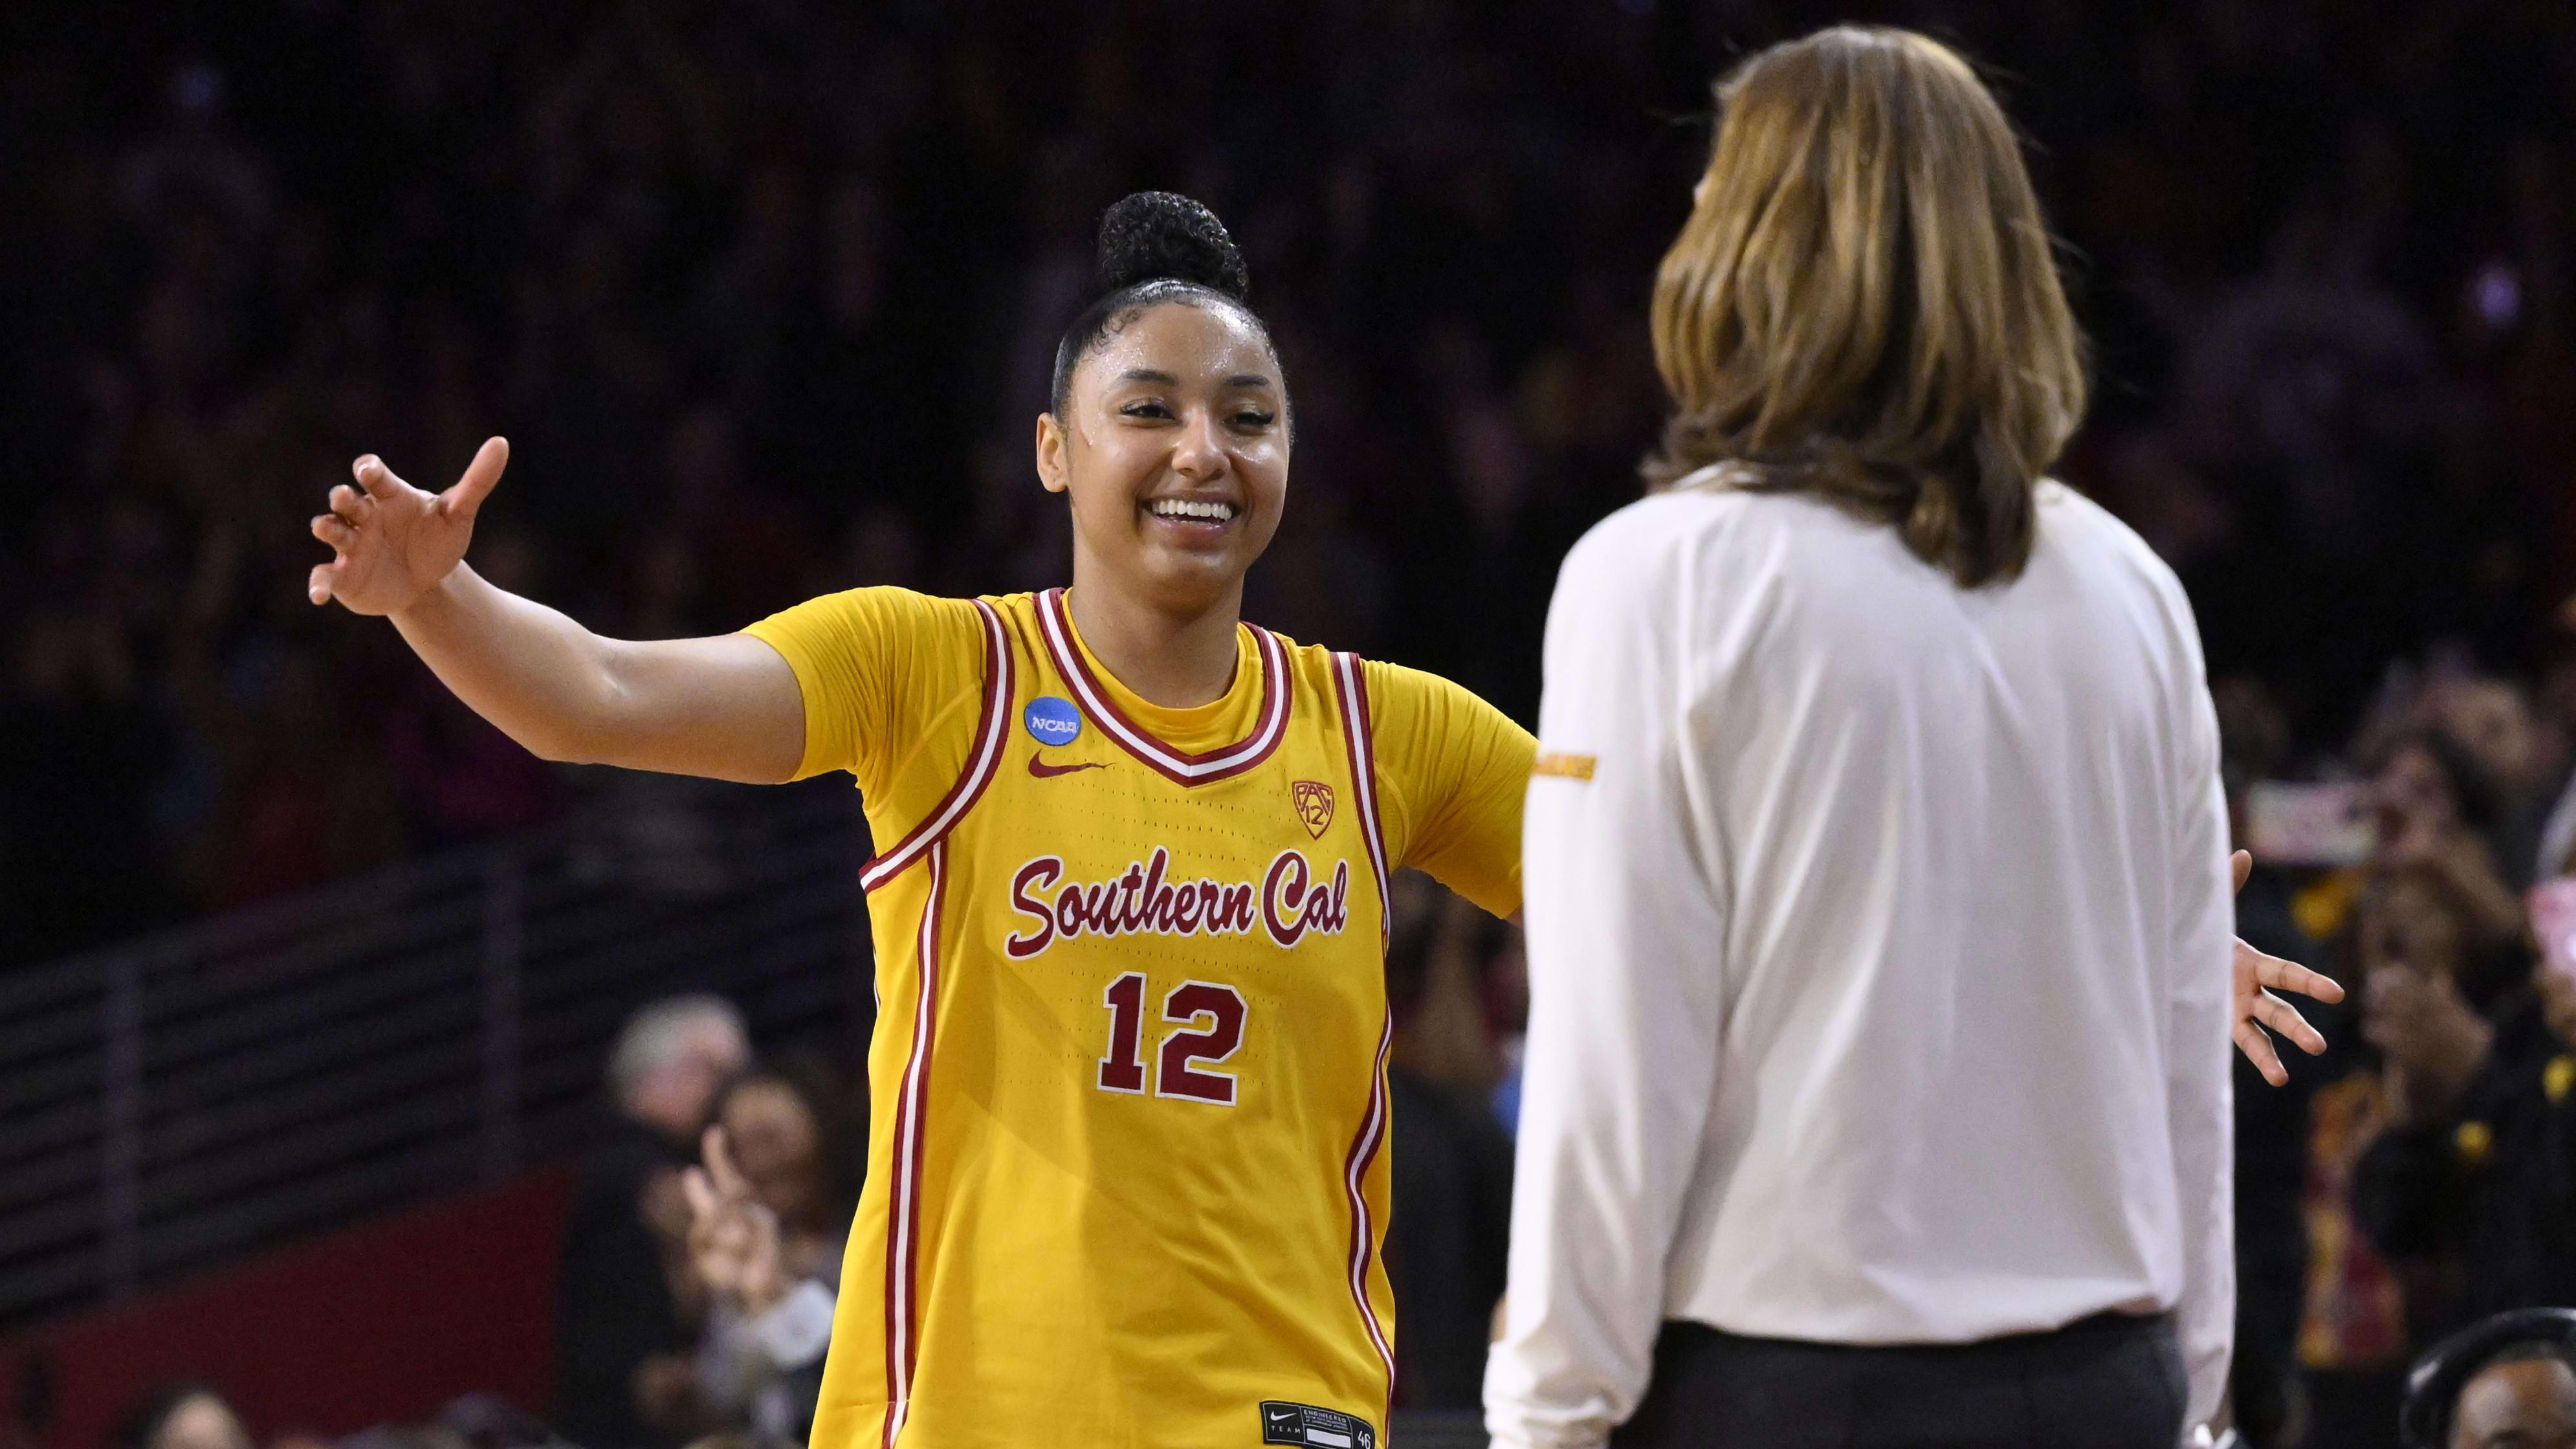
[1119,400,1174,421]
[1231,409,1277,430]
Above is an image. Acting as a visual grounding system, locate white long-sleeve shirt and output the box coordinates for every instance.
[1485,478,2236,1447]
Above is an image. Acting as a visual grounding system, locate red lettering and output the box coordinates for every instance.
[1264,850,1310,947]
[1006,858,1063,958]
[1004,848,1351,955]
[1115,863,1147,933]
[1141,850,1174,931]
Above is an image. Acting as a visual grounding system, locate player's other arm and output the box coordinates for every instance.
[1361,660,1534,920]
[1484,521,1724,1449]
[308,440,804,783]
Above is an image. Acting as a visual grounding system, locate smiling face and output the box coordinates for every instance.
[1036,300,1288,616]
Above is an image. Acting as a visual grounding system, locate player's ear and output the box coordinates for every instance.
[1035,413,1071,496]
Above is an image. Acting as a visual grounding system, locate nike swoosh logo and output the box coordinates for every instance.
[1028,754,1106,779]
[1267,1412,1297,1424]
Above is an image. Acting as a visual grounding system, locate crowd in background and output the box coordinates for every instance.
[6,1,2576,1446]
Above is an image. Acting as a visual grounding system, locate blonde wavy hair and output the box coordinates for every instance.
[1646,26,2087,587]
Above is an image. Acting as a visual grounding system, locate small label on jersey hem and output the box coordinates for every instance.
[1257,1400,1377,1449]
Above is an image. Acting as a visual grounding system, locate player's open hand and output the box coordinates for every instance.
[682,1125,789,1318]
[2230,848,2347,1086]
[307,437,509,615]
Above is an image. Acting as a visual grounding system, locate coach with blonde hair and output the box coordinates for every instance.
[1489,27,2262,1448]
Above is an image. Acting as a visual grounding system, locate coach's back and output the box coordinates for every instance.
[1492,475,2236,1439]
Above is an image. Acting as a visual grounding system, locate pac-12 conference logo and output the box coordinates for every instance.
[1024,696,1083,747]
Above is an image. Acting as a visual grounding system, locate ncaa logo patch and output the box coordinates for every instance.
[1024,696,1083,747]
[1292,780,1335,838]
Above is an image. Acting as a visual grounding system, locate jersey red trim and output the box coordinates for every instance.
[1341,1009,1397,1404]
[1330,652,1397,1405]
[1035,588,1290,787]
[1331,653,1393,949]
[881,839,948,1446]
[861,600,1012,892]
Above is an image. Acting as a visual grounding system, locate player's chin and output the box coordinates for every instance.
[1131,538,1259,605]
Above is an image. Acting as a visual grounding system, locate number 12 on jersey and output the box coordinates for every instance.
[1098,972,1246,1105]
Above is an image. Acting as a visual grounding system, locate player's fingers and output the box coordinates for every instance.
[2254,990,2328,1056]
[327,484,375,526]
[311,514,356,550]
[307,560,337,606]
[2234,1019,2289,1087]
[441,436,510,520]
[2256,952,2345,1004]
[2231,850,2252,894]
[352,454,410,500]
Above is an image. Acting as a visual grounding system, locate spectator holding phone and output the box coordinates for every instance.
[2373,731,2529,960]
[679,1059,861,1449]
[2353,868,2576,1321]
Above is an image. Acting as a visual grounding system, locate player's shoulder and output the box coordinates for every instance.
[773,583,995,625]
[750,586,1021,673]
[1250,625,1379,710]
[1246,626,1503,732]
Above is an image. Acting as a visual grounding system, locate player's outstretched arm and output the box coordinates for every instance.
[307,439,804,784]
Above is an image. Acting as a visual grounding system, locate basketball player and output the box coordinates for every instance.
[305,192,2332,1447]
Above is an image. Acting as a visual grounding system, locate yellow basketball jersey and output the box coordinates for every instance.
[813,589,1414,1448]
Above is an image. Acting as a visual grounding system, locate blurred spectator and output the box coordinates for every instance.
[2356,910,2576,1323]
[2371,731,2529,974]
[555,997,749,1449]
[2532,601,2576,881]
[2292,878,2420,1444]
[2441,1343,2576,1449]
[679,1058,863,1448]
[114,1384,252,1449]
[2399,1311,2576,1449]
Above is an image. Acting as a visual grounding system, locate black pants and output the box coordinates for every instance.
[1610,1312,2187,1449]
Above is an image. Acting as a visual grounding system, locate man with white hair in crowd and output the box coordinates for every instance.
[554,995,750,1449]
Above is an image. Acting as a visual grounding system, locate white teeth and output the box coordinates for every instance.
[1147,499,1237,522]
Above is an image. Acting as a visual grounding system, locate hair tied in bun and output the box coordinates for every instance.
[1050,191,1278,417]
[1095,191,1250,302]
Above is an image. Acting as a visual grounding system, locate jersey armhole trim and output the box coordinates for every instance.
[1330,654,1392,949]
[860,599,1013,892]
[1329,652,1397,1411]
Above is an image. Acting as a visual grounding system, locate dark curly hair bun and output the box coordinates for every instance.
[1096,191,1249,302]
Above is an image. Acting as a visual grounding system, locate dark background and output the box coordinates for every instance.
[3,3,2574,1448]
[6,0,2570,964]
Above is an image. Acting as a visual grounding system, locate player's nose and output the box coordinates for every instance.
[1169,408,1229,481]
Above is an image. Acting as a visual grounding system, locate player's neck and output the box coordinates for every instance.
[1063,581,1243,709]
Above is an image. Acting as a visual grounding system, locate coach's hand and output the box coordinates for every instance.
[2230,849,2345,1087]
[683,1124,791,1318]
[307,437,508,615]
